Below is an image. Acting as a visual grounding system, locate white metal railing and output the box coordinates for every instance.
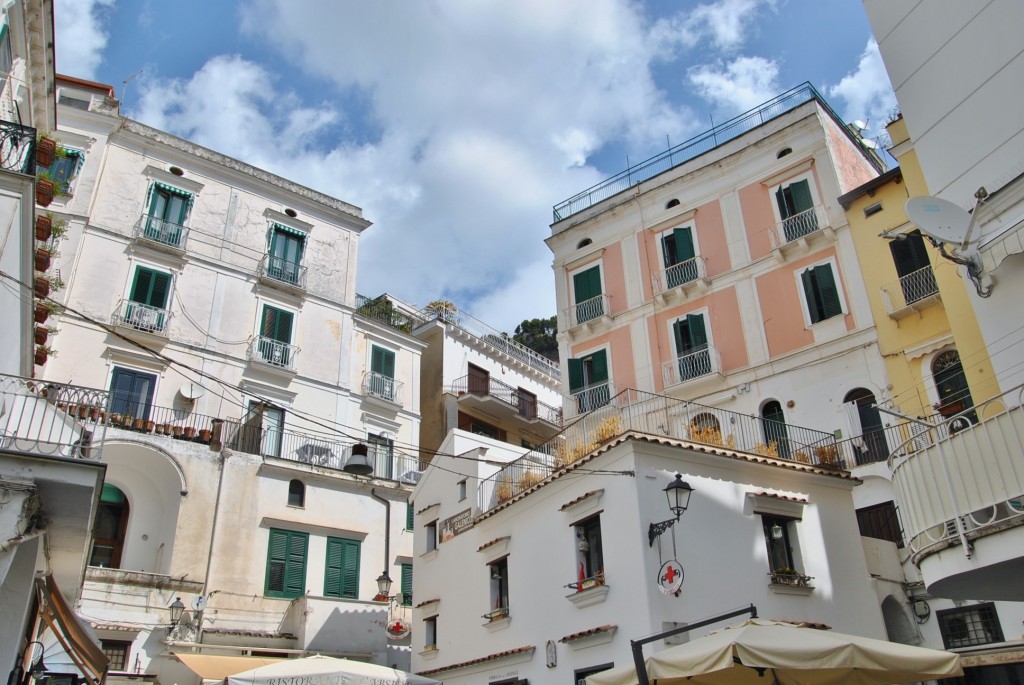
[661,345,719,387]
[362,371,404,405]
[0,374,109,459]
[880,266,940,314]
[249,336,299,370]
[772,205,828,246]
[653,257,706,295]
[112,300,172,335]
[134,215,188,250]
[565,293,610,328]
[258,254,308,289]
[889,384,1024,562]
[565,381,614,419]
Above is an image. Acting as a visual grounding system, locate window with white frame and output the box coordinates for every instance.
[669,312,711,383]
[937,603,1003,649]
[256,303,295,367]
[266,223,306,285]
[425,520,437,553]
[368,345,397,400]
[423,616,438,650]
[773,173,821,242]
[660,224,698,288]
[570,263,604,324]
[143,182,192,247]
[123,265,172,333]
[798,261,843,324]
[486,556,509,620]
[574,515,604,588]
[567,348,610,413]
[761,515,808,586]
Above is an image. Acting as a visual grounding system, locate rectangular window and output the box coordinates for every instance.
[575,515,604,585]
[425,520,437,552]
[672,314,711,381]
[487,557,509,619]
[458,479,467,502]
[265,528,307,598]
[324,537,360,599]
[801,264,842,324]
[762,516,798,575]
[568,350,610,412]
[889,230,937,304]
[369,345,396,399]
[100,640,132,672]
[856,501,903,548]
[48,149,84,193]
[662,226,697,288]
[467,363,489,395]
[258,304,294,366]
[424,616,437,650]
[937,603,1004,648]
[776,178,818,241]
[259,403,284,458]
[572,265,604,323]
[267,224,306,285]
[145,183,191,246]
[406,502,414,531]
[400,563,413,607]
[517,387,537,419]
[576,664,615,685]
[368,433,394,479]
[109,367,157,421]
[125,266,171,331]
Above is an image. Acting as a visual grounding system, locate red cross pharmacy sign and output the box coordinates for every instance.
[658,560,684,595]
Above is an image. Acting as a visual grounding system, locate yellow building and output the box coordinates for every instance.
[839,116,998,424]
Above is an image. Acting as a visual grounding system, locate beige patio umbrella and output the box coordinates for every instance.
[587,619,962,685]
[225,654,440,685]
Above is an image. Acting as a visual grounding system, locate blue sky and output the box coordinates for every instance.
[54,0,895,333]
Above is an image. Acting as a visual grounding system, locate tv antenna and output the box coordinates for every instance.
[904,190,992,297]
[121,69,144,111]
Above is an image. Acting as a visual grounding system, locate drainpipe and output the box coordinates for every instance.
[369,489,391,591]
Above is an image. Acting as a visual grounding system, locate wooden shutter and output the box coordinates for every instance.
[890,231,931,277]
[568,358,584,392]
[266,529,307,598]
[573,266,601,303]
[284,531,307,597]
[324,537,360,598]
[687,314,707,348]
[265,529,288,594]
[406,503,414,531]
[816,265,841,318]
[372,346,396,378]
[401,563,413,605]
[801,268,822,323]
[775,186,790,218]
[589,350,608,383]
[789,180,813,214]
[673,319,689,355]
[673,227,695,263]
[262,306,293,343]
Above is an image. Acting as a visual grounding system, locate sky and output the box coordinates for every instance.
[53,0,896,334]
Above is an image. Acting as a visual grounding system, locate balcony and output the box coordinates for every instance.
[248,336,299,373]
[880,266,941,319]
[652,257,709,304]
[769,205,833,257]
[0,120,37,175]
[564,294,610,337]
[363,371,404,406]
[0,374,109,459]
[133,214,189,253]
[565,381,614,420]
[661,345,722,388]
[480,388,840,513]
[451,374,562,431]
[258,254,308,293]
[111,300,172,339]
[889,383,1024,600]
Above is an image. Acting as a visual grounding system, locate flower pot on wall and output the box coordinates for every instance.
[34,326,48,345]
[34,347,49,366]
[35,215,52,241]
[36,178,55,207]
[182,427,197,440]
[36,137,56,167]
[34,303,49,324]
[198,428,212,444]
[34,276,50,299]
[35,248,51,272]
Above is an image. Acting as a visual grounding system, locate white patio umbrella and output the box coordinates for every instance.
[225,654,440,685]
[587,619,962,685]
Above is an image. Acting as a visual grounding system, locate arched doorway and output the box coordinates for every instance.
[761,400,790,458]
[932,350,977,428]
[844,388,888,464]
[90,483,130,568]
[881,595,919,645]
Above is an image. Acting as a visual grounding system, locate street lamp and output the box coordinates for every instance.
[168,597,185,628]
[648,473,694,546]
[343,443,373,476]
[376,571,393,598]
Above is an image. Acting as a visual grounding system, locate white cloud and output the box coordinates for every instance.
[650,0,773,58]
[54,0,115,80]
[828,39,897,139]
[688,56,780,113]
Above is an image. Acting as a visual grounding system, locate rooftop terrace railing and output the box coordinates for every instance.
[0,374,109,460]
[451,374,562,425]
[479,388,838,513]
[552,82,874,223]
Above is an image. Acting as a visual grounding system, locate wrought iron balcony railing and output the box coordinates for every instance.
[134,214,189,250]
[880,266,940,315]
[661,345,719,387]
[0,374,109,459]
[767,205,830,248]
[565,381,614,420]
[565,293,610,328]
[481,388,839,513]
[363,371,404,405]
[258,254,308,290]
[451,374,562,425]
[0,120,37,175]
[653,257,706,295]
[112,300,172,336]
[249,336,299,371]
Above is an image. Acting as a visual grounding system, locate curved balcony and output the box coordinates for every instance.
[111,300,172,338]
[133,214,189,253]
[363,371,404,406]
[889,384,1024,600]
[661,345,722,388]
[248,336,299,372]
[258,254,307,293]
[0,374,109,459]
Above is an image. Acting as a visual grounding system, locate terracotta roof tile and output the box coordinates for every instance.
[476,535,510,552]
[559,489,604,511]
[559,624,617,643]
[418,646,535,676]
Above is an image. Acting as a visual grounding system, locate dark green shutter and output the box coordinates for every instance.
[789,180,813,214]
[372,346,395,378]
[816,265,841,318]
[590,350,608,383]
[266,529,307,598]
[673,227,695,263]
[261,306,293,343]
[130,267,171,308]
[687,314,707,348]
[406,503,414,531]
[775,186,789,218]
[568,358,584,392]
[573,266,601,302]
[801,269,822,323]
[271,226,305,263]
[401,563,413,606]
[673,319,688,355]
[325,537,360,599]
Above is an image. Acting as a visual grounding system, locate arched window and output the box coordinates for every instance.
[761,400,790,458]
[689,413,723,445]
[665,199,680,209]
[90,484,130,568]
[288,479,305,507]
[932,350,976,422]
[777,147,792,159]
[844,388,888,464]
[576,238,592,249]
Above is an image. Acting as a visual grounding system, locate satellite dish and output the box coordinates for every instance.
[860,138,878,150]
[191,595,207,611]
[179,382,205,400]
[852,120,868,131]
[905,196,975,246]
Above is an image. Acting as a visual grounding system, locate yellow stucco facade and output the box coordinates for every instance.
[841,117,999,421]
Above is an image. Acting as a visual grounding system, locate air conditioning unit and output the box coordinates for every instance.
[271,347,284,365]
[130,307,158,330]
[398,470,423,484]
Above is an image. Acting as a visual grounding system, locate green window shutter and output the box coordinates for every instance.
[568,358,584,392]
[687,314,707,348]
[266,529,307,598]
[573,266,601,302]
[673,319,689,355]
[815,265,841,319]
[406,502,414,531]
[325,537,360,599]
[590,350,609,383]
[262,306,294,343]
[789,180,813,214]
[130,268,152,304]
[801,268,822,323]
[271,226,305,263]
[673,227,695,263]
[130,268,171,308]
[775,186,789,218]
[371,346,396,378]
[401,563,413,606]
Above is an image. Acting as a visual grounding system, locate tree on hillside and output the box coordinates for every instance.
[512,316,558,362]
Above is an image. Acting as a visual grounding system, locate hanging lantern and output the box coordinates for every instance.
[344,443,374,475]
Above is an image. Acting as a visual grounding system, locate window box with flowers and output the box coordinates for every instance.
[768,568,813,589]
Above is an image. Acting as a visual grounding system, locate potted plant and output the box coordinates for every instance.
[35,214,53,241]
[34,301,60,324]
[44,274,65,294]
[144,419,156,433]
[50,218,69,241]
[36,171,67,207]
[34,275,50,298]
[35,245,52,272]
[198,427,212,443]
[182,426,197,440]
[34,325,48,345]
[89,406,102,422]
[36,133,57,167]
[133,417,146,431]
[34,345,55,366]
[171,425,184,439]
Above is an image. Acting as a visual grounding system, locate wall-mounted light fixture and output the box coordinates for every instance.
[168,597,185,628]
[648,473,694,547]
[343,443,373,475]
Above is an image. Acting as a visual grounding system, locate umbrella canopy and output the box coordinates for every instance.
[225,654,440,685]
[587,619,962,685]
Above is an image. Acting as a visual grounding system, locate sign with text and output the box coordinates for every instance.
[440,508,473,542]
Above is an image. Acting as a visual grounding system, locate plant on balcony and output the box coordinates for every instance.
[554,438,598,469]
[50,217,69,241]
[33,325,57,345]
[593,416,623,443]
[753,441,779,457]
[813,444,842,469]
[34,345,55,366]
[36,133,57,167]
[495,480,513,503]
[35,245,53,272]
[688,424,737,449]
[36,170,68,207]
[34,275,49,298]
[769,568,811,587]
[424,299,459,324]
[517,469,545,492]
